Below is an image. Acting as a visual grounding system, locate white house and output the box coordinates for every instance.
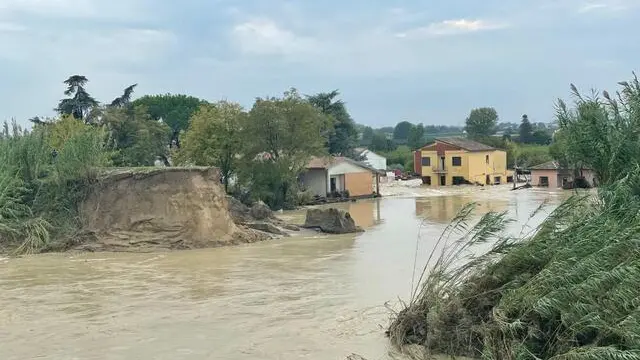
[300,156,383,198]
[354,148,387,171]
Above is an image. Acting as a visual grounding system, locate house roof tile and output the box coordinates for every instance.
[529,161,561,170]
[434,137,496,151]
[305,156,384,174]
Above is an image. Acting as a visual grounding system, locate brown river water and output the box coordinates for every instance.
[0,186,569,360]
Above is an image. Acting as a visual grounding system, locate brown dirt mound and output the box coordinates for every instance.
[76,167,268,252]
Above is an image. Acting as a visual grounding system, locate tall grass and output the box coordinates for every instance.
[0,119,111,254]
[389,74,640,359]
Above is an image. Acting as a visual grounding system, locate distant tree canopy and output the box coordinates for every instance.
[109,84,138,108]
[465,107,498,138]
[307,90,358,156]
[360,126,375,146]
[393,121,414,142]
[407,124,425,149]
[370,131,393,152]
[531,129,552,145]
[55,75,139,125]
[51,75,170,167]
[55,75,99,122]
[101,105,171,167]
[519,114,533,143]
[132,94,208,148]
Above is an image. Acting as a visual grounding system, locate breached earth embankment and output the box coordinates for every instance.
[76,167,281,252]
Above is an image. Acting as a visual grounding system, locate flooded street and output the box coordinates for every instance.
[1,186,568,360]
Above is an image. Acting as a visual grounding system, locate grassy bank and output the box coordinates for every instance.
[0,119,110,254]
[389,75,640,359]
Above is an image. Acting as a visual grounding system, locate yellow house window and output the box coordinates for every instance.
[485,155,489,164]
[452,157,462,167]
[421,157,431,166]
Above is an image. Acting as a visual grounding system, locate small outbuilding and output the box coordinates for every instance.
[529,161,596,188]
[300,156,383,198]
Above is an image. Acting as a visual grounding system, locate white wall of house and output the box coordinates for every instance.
[299,169,328,197]
[360,150,387,171]
[328,161,369,176]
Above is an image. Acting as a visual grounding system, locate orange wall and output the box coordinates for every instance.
[345,172,374,196]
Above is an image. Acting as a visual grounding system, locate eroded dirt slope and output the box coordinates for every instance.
[78,167,266,251]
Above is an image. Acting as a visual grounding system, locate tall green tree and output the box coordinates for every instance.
[465,107,498,138]
[175,102,245,192]
[531,128,552,145]
[519,114,533,143]
[132,94,208,148]
[109,84,138,108]
[307,90,358,156]
[55,75,99,122]
[393,121,414,142]
[101,105,171,166]
[370,131,393,152]
[360,126,374,146]
[242,89,331,208]
[408,123,425,149]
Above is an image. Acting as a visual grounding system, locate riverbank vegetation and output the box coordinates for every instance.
[0,118,111,254]
[389,73,640,359]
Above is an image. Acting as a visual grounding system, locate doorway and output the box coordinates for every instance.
[486,175,491,185]
[330,175,344,193]
[439,175,446,186]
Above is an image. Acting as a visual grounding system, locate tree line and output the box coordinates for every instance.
[354,108,557,172]
[464,107,555,145]
[11,74,561,206]
[15,75,365,210]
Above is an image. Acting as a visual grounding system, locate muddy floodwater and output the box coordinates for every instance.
[1,186,570,360]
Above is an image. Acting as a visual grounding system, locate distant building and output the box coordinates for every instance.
[529,161,596,188]
[354,147,387,171]
[413,137,509,186]
[300,156,383,198]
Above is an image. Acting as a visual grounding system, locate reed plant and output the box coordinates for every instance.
[389,74,640,359]
[0,118,111,254]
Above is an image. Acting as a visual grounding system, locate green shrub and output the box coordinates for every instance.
[0,119,111,254]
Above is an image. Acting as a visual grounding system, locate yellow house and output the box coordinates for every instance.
[413,137,508,186]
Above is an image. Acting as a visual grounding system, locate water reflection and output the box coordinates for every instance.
[344,200,382,228]
[414,195,509,223]
[283,199,383,230]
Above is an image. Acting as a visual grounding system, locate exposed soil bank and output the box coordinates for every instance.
[76,167,270,252]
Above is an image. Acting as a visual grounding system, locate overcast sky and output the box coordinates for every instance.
[0,0,637,128]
